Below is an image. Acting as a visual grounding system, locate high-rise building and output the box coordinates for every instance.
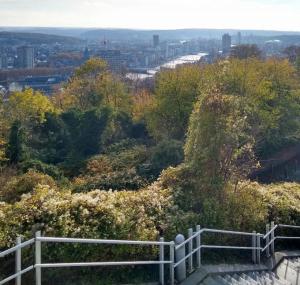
[17,46,35,69]
[153,35,160,48]
[222,33,232,54]
[0,54,8,70]
[83,47,90,61]
[98,50,124,72]
[237,32,242,45]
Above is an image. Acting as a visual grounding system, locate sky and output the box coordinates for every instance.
[0,0,300,31]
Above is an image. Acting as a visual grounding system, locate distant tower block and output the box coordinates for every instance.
[153,34,160,47]
[237,32,242,45]
[17,46,34,69]
[222,33,232,54]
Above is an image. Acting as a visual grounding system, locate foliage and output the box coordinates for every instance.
[5,121,28,164]
[149,139,184,176]
[230,44,262,59]
[0,170,56,203]
[101,111,135,146]
[0,57,300,276]
[20,159,64,180]
[0,97,8,164]
[6,89,55,124]
[73,144,150,191]
[31,108,111,175]
[54,58,131,113]
[0,183,173,255]
[146,65,203,140]
[185,87,256,197]
[284,45,300,63]
[198,59,300,158]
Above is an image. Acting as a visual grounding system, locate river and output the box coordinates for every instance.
[126,52,207,80]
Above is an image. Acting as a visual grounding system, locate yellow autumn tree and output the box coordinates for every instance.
[6,88,56,124]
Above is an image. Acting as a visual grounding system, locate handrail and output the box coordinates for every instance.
[263,224,278,239]
[37,236,172,246]
[1,223,299,285]
[276,236,300,239]
[0,266,34,285]
[0,238,34,258]
[261,237,276,252]
[278,224,300,229]
[175,229,203,250]
[0,235,173,285]
[175,228,262,250]
[36,261,172,268]
[202,228,262,237]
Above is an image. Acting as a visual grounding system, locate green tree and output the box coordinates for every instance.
[185,88,256,197]
[6,121,27,164]
[6,89,55,124]
[55,58,131,113]
[230,44,262,59]
[146,65,203,140]
[198,58,300,158]
[296,56,300,73]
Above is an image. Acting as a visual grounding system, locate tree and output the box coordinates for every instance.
[198,58,300,158]
[6,121,27,164]
[296,56,300,73]
[54,58,131,113]
[284,45,300,63]
[6,89,55,124]
[185,87,256,197]
[230,44,262,59]
[146,65,203,141]
[0,95,8,164]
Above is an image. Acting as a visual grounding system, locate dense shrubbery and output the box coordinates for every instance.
[0,57,299,282]
[0,183,173,251]
[0,170,57,203]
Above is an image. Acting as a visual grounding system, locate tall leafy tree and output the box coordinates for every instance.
[6,121,27,164]
[146,65,203,140]
[55,58,131,113]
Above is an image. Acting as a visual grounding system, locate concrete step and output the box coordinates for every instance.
[203,271,292,285]
[275,257,300,285]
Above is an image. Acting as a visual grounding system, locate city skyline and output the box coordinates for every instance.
[0,0,300,32]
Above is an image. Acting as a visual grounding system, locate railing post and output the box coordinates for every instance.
[266,223,270,257]
[256,234,261,265]
[169,242,175,285]
[175,234,186,282]
[271,221,275,254]
[188,228,193,272]
[252,231,256,264]
[35,231,41,285]
[15,236,22,285]
[159,237,165,285]
[196,225,201,268]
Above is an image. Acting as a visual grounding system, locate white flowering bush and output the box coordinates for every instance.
[0,182,173,263]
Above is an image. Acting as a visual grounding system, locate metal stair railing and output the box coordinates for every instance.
[0,232,175,285]
[261,223,300,258]
[0,223,299,285]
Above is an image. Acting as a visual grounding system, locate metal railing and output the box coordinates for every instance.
[0,232,175,285]
[0,223,299,285]
[173,225,263,282]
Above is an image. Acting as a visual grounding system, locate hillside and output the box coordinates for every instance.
[80,28,300,41]
[0,31,84,45]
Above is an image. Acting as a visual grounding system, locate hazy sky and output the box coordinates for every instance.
[0,0,299,31]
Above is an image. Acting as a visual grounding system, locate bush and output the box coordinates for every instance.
[0,183,173,253]
[0,170,56,203]
[149,139,184,176]
[74,144,150,191]
[20,159,63,180]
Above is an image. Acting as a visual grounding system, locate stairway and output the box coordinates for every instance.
[275,257,300,285]
[202,271,292,285]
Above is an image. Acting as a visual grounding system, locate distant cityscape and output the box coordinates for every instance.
[0,28,300,95]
